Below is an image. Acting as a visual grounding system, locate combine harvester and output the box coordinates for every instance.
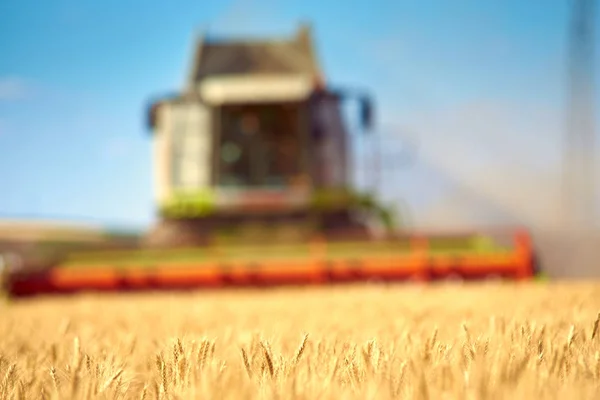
[4,24,540,297]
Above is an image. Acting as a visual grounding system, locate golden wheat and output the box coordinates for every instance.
[1,282,600,399]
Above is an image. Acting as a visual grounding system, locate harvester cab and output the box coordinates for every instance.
[145,24,388,247]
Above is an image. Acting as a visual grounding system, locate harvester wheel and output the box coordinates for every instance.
[531,251,542,276]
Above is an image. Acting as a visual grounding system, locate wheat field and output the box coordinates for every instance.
[1,282,600,399]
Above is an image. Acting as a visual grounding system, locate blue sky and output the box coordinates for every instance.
[0,0,596,231]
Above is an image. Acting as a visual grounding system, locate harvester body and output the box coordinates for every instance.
[3,24,540,297]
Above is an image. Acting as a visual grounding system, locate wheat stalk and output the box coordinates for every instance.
[260,341,275,378]
[293,334,309,365]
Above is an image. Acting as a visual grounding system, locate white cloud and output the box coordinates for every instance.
[0,77,34,101]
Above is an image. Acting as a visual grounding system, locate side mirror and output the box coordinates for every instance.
[360,97,374,132]
[148,102,159,131]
